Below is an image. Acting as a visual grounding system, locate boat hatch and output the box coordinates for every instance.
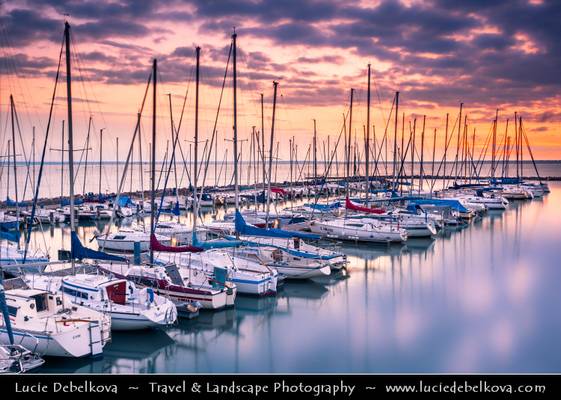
[105,281,127,305]
[31,293,49,312]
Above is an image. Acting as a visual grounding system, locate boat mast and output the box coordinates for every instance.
[419,115,425,192]
[501,119,509,178]
[443,113,448,189]
[519,115,524,180]
[32,127,36,191]
[346,89,354,198]
[454,103,463,184]
[392,91,399,189]
[82,115,92,195]
[116,137,119,192]
[430,127,436,197]
[64,22,77,273]
[313,119,318,181]
[193,46,201,235]
[265,81,278,227]
[492,109,498,179]
[150,58,157,265]
[231,31,241,240]
[60,120,65,199]
[410,118,416,194]
[9,95,20,239]
[365,64,371,203]
[98,128,104,196]
[514,111,520,179]
[260,93,266,202]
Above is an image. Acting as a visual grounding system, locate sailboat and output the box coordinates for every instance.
[0,279,45,372]
[96,228,171,252]
[26,273,177,331]
[156,250,278,296]
[309,217,407,243]
[1,279,110,357]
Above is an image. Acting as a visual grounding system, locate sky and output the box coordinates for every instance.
[1,0,560,163]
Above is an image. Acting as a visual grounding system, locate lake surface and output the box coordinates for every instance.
[34,182,561,373]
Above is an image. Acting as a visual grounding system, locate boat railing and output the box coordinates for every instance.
[16,331,40,354]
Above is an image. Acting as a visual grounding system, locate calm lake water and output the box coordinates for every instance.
[32,182,561,373]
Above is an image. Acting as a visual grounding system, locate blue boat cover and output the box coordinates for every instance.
[117,195,135,207]
[61,198,84,206]
[159,201,180,216]
[83,193,112,203]
[0,229,20,242]
[407,198,469,213]
[71,231,127,262]
[303,201,341,211]
[6,197,31,207]
[235,210,320,240]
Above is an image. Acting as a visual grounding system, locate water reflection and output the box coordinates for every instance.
[30,183,561,372]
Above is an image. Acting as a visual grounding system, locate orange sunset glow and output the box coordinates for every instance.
[1,0,560,161]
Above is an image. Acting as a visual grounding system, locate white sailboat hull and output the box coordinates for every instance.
[0,322,105,358]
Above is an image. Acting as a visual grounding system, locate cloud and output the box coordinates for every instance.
[1,0,560,113]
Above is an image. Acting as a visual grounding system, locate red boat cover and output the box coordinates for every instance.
[345,197,385,214]
[271,187,287,196]
[106,281,127,305]
[150,234,204,253]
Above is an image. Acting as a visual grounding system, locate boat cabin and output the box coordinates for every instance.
[5,289,65,321]
[62,275,131,306]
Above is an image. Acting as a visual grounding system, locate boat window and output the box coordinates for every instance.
[113,235,126,240]
[7,305,18,317]
[346,223,364,228]
[32,293,49,312]
[62,286,88,300]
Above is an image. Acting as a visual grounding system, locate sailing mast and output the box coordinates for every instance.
[149,58,157,265]
[313,119,317,181]
[232,31,240,238]
[419,115,425,193]
[365,64,371,203]
[260,93,266,204]
[514,111,519,181]
[346,89,354,199]
[98,128,104,197]
[265,81,279,226]
[9,95,20,240]
[193,46,201,236]
[492,109,498,179]
[82,116,92,195]
[64,21,77,273]
[392,91,399,189]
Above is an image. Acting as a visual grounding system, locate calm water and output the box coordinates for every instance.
[32,182,561,373]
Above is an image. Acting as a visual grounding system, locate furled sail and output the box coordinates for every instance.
[71,232,127,262]
[235,210,320,240]
[150,233,203,253]
[345,197,385,214]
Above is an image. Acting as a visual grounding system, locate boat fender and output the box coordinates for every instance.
[147,287,154,303]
